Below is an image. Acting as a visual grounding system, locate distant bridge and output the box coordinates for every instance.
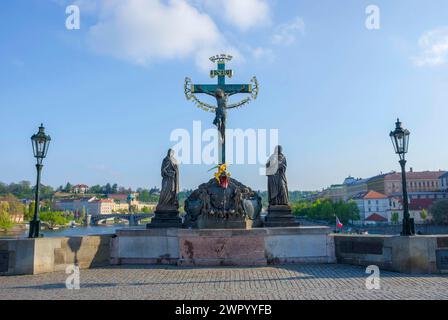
[90,213,154,226]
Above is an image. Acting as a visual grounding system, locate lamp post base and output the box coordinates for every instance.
[28,220,41,238]
[401,218,415,236]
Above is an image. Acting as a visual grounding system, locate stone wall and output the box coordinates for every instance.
[334,234,448,274]
[0,235,112,276]
[111,227,336,266]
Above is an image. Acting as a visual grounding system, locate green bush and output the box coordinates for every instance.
[0,203,14,231]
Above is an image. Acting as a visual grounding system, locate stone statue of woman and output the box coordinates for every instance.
[157,149,179,210]
[266,145,289,206]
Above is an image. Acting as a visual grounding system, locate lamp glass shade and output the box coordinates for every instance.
[390,119,410,159]
[31,124,51,162]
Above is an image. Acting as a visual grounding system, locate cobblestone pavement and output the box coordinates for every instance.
[1,264,448,300]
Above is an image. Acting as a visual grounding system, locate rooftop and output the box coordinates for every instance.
[363,190,388,199]
[385,171,446,181]
[352,190,388,200]
[365,213,388,222]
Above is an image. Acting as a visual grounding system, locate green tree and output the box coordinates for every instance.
[391,212,400,224]
[26,202,35,221]
[141,207,153,214]
[104,183,112,194]
[89,185,102,194]
[292,201,310,217]
[64,182,73,193]
[40,211,71,228]
[291,199,360,223]
[0,202,14,231]
[76,207,86,224]
[420,209,428,221]
[430,200,448,225]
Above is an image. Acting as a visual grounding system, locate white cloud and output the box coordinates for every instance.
[271,17,305,46]
[413,27,448,67]
[251,47,274,62]
[79,0,238,69]
[201,0,271,31]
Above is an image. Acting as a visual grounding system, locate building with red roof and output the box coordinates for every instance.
[352,190,402,223]
[72,184,89,194]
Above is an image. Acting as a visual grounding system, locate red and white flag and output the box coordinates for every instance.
[336,216,343,229]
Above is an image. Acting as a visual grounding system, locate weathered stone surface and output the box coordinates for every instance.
[266,234,328,261]
[436,249,448,271]
[147,210,182,229]
[334,234,444,274]
[264,205,299,227]
[0,251,9,273]
[118,236,179,260]
[178,235,266,266]
[111,227,334,267]
[0,235,112,276]
[437,236,448,248]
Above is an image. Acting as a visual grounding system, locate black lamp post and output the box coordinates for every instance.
[389,119,414,236]
[29,124,51,238]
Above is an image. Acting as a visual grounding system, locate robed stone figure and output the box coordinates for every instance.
[266,145,289,206]
[157,149,179,211]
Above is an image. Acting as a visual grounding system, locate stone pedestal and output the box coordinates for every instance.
[264,205,299,228]
[196,214,246,229]
[111,227,335,267]
[147,210,182,229]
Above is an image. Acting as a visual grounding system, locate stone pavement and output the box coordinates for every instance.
[1,264,447,300]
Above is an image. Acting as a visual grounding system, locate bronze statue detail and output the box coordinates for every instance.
[266,145,289,206]
[157,148,179,211]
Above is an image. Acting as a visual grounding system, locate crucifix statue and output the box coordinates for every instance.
[185,54,259,165]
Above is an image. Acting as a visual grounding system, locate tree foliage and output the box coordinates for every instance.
[430,200,448,225]
[39,211,74,228]
[0,181,53,200]
[420,209,428,221]
[292,199,360,224]
[0,202,14,231]
[390,212,400,223]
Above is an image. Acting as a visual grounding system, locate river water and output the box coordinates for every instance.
[0,224,144,239]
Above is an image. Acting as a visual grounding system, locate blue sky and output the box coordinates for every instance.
[1,0,448,191]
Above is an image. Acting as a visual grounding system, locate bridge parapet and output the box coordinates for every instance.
[91,213,154,226]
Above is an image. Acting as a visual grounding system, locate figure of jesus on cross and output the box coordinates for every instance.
[184,54,259,165]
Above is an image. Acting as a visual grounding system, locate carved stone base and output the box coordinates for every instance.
[183,178,262,229]
[146,210,183,229]
[196,214,246,229]
[264,205,300,228]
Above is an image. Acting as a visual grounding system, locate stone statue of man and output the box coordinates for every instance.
[266,145,289,206]
[157,149,179,210]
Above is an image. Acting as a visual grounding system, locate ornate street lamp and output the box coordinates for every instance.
[389,118,414,236]
[29,124,51,238]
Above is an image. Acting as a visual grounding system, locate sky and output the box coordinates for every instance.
[1,0,448,192]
